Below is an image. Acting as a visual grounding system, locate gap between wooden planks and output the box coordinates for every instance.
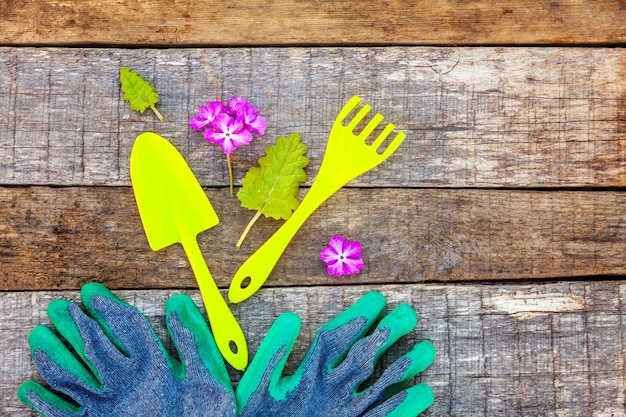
[2,283,625,416]
[1,7,625,416]
[1,1,625,46]
[2,186,625,291]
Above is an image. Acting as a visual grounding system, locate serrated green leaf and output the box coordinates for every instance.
[119,67,164,121]
[235,132,309,247]
[238,132,309,220]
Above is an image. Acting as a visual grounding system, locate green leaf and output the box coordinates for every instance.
[119,67,164,122]
[239,132,309,220]
[236,132,309,247]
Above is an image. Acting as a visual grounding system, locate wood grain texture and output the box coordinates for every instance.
[2,283,625,416]
[2,186,625,291]
[2,11,626,415]
[1,47,625,188]
[2,1,625,46]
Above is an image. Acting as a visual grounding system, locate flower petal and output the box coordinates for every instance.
[189,115,210,131]
[341,257,364,275]
[189,101,224,130]
[194,97,264,155]
[201,101,225,118]
[320,246,340,264]
[327,235,347,253]
[227,96,250,116]
[211,112,234,134]
[326,260,346,277]
[342,240,362,259]
[222,129,252,154]
[203,129,225,147]
[227,97,267,136]
[247,114,267,136]
[319,235,364,277]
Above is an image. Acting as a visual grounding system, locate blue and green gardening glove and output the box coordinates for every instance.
[18,283,236,417]
[20,286,434,416]
[236,291,436,417]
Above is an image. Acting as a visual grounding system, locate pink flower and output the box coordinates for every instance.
[189,101,225,131]
[203,113,253,155]
[228,96,267,136]
[190,96,267,195]
[227,96,249,114]
[320,235,364,277]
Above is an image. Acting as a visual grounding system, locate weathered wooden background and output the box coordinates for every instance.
[1,1,626,416]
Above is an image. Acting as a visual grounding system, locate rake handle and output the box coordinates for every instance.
[182,234,248,370]
[229,96,406,304]
[228,179,341,304]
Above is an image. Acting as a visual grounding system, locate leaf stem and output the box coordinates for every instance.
[227,153,234,196]
[150,104,164,122]
[236,210,262,248]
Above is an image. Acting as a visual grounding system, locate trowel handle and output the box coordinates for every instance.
[182,236,248,371]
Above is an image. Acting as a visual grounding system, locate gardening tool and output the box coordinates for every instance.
[229,96,406,303]
[130,132,248,370]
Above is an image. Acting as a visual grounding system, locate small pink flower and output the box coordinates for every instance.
[189,101,225,131]
[190,96,267,195]
[228,96,267,136]
[203,113,253,155]
[320,235,364,277]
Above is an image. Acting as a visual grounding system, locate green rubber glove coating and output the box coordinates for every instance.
[236,291,435,417]
[18,282,236,417]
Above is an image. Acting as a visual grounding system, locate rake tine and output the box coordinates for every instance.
[381,131,407,158]
[358,113,384,140]
[372,123,395,149]
[346,104,371,131]
[336,96,361,126]
[372,123,406,157]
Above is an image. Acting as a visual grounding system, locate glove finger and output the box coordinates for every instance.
[371,303,418,361]
[336,303,417,386]
[385,340,435,392]
[236,312,301,409]
[365,340,435,403]
[272,292,388,405]
[80,282,165,358]
[314,291,387,368]
[28,325,100,396]
[166,293,231,389]
[362,383,434,417]
[329,303,421,412]
[18,380,83,417]
[47,298,120,380]
[66,299,138,386]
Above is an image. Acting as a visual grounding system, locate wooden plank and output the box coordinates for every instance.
[3,186,626,291]
[1,47,624,188]
[2,1,625,46]
[2,282,625,416]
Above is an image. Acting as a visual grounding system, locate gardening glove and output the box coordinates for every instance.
[236,291,435,417]
[18,282,236,417]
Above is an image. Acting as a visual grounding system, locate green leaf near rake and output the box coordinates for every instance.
[236,132,309,248]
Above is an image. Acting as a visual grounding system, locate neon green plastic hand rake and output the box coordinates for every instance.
[130,132,248,370]
[229,96,406,303]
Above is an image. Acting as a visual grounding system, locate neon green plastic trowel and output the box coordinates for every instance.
[130,132,248,370]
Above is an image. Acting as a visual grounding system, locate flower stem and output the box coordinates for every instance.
[236,210,262,248]
[149,104,164,122]
[227,153,234,196]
